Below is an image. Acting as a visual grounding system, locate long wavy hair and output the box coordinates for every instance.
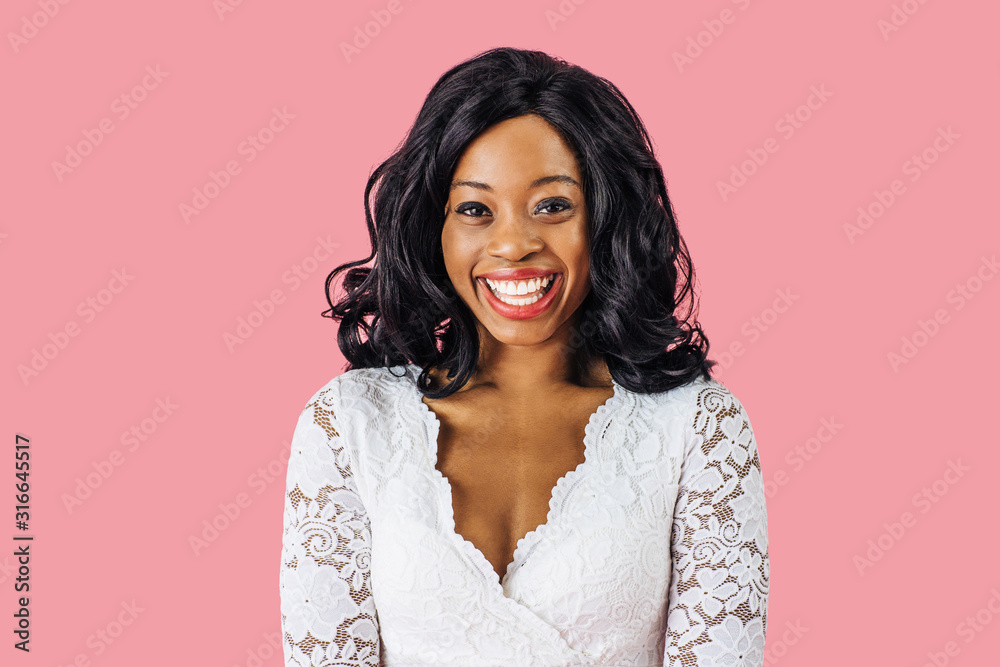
[323,47,717,398]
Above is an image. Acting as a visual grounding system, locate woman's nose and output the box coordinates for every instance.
[486,213,544,260]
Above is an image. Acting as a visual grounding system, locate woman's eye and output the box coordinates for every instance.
[537,198,572,215]
[456,203,490,217]
[454,199,572,217]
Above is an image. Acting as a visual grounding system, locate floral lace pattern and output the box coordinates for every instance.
[664,385,769,666]
[279,365,769,666]
[280,384,380,666]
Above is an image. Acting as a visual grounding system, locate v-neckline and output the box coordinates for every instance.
[402,363,622,596]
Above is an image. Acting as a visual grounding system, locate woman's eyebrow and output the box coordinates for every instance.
[450,174,581,192]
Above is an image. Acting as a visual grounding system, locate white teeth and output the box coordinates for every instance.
[483,274,556,306]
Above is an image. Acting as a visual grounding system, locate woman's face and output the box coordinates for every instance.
[441,113,591,349]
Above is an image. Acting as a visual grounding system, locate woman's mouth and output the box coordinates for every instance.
[476,273,562,320]
[483,273,557,305]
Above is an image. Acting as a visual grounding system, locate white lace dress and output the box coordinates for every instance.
[279,363,769,666]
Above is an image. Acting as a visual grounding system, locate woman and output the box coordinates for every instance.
[280,47,769,666]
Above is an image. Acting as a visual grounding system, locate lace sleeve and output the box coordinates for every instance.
[280,385,380,666]
[664,384,770,666]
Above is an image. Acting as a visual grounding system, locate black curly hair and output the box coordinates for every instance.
[323,47,717,398]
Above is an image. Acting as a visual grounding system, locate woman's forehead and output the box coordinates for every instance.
[451,117,583,190]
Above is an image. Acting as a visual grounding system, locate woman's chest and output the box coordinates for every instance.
[336,368,694,661]
[345,371,687,566]
[431,392,611,581]
[350,377,683,655]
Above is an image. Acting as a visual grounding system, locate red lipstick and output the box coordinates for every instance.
[476,273,562,321]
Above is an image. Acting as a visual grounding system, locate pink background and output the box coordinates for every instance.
[3,0,999,664]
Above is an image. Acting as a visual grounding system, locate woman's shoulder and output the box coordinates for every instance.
[300,363,415,417]
[626,371,729,405]
[626,372,751,430]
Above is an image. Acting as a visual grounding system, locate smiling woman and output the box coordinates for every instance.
[445,114,591,329]
[279,47,769,667]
